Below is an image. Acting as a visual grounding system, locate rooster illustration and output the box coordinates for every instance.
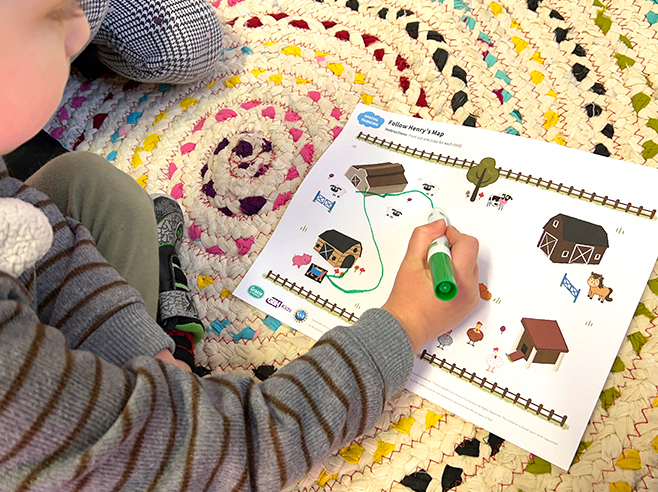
[486,347,504,373]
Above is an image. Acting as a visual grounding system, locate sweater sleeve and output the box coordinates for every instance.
[8,178,174,365]
[0,271,413,492]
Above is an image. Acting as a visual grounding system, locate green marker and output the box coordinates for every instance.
[427,208,458,301]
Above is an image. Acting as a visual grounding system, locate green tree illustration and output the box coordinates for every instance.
[467,157,499,202]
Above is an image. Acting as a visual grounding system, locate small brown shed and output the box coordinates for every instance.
[314,230,362,269]
[538,214,608,265]
[345,162,408,195]
[507,318,569,372]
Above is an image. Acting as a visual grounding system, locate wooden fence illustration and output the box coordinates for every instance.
[265,270,359,323]
[357,132,656,220]
[419,350,568,427]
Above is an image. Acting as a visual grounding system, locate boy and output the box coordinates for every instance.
[0,1,480,491]
[4,0,224,180]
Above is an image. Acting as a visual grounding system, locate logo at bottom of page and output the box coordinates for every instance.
[247,285,265,299]
[294,309,308,323]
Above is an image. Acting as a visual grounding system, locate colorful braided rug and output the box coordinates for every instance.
[47,0,658,490]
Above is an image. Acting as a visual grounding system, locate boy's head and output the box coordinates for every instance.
[0,0,90,155]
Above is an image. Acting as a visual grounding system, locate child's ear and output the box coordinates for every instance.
[0,198,53,278]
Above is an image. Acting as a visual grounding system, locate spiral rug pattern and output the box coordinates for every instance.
[47,0,658,490]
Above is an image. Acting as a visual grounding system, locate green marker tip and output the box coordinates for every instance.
[439,282,453,294]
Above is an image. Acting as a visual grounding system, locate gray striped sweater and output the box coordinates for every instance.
[0,159,414,491]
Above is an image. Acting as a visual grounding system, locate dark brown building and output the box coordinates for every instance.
[538,214,608,265]
[508,318,569,372]
[314,230,362,269]
[345,162,407,195]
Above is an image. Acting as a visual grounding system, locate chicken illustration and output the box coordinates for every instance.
[436,330,453,350]
[486,347,504,373]
[466,321,484,346]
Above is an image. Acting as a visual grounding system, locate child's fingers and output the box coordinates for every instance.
[404,219,448,267]
[446,226,480,302]
[446,225,479,272]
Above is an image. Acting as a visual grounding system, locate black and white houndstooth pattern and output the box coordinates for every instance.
[78,0,223,84]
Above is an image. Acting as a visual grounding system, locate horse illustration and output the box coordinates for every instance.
[587,273,613,303]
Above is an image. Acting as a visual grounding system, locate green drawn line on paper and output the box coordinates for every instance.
[326,190,434,294]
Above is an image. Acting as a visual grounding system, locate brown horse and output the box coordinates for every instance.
[587,273,613,303]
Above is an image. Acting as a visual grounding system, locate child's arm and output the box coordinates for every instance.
[0,221,479,491]
[6,177,175,365]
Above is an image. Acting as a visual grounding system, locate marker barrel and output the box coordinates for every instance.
[427,208,458,301]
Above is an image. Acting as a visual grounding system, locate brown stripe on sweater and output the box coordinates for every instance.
[52,220,68,234]
[206,377,243,402]
[33,198,55,209]
[146,361,180,492]
[0,300,23,332]
[181,375,201,492]
[70,372,134,490]
[0,318,44,419]
[0,169,8,180]
[22,271,35,293]
[202,413,231,492]
[0,272,30,300]
[38,262,116,312]
[10,183,29,197]
[243,379,258,492]
[70,462,93,491]
[313,339,369,436]
[297,353,351,441]
[262,393,312,472]
[271,373,335,445]
[0,349,75,466]
[35,239,95,276]
[16,354,104,492]
[55,280,131,330]
[108,368,158,492]
[72,300,139,349]
[231,467,249,492]
[118,372,135,441]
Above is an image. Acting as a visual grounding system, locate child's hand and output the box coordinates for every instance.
[382,220,480,354]
[154,348,192,372]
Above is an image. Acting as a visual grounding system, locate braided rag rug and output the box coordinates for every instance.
[46,0,658,490]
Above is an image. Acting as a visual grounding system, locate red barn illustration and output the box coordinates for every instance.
[538,214,608,265]
[507,318,569,372]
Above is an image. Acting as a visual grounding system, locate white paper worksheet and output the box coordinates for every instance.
[234,104,658,470]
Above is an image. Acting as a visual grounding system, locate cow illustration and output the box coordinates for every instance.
[487,193,512,210]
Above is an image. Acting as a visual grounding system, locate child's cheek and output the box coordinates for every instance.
[65,16,91,59]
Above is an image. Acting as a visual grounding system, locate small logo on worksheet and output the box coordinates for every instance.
[266,297,292,313]
[357,111,384,128]
[294,309,308,323]
[247,285,265,299]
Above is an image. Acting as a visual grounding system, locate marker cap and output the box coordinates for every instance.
[428,251,457,301]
